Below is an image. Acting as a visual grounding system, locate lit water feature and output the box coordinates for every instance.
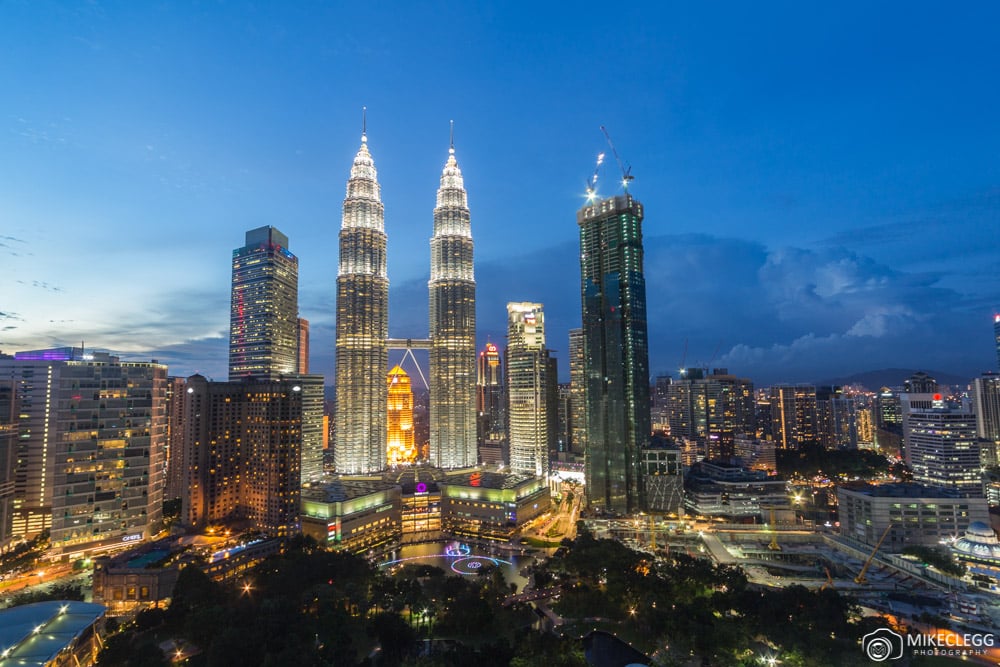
[380,541,533,588]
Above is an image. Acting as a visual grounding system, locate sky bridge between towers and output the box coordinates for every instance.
[387,338,431,390]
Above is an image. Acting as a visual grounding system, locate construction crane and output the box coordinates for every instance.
[601,125,634,191]
[820,567,835,592]
[855,524,894,585]
[585,152,606,201]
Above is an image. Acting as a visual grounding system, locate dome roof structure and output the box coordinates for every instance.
[953,521,1000,562]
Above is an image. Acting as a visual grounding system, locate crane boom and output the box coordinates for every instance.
[855,523,893,585]
[600,125,634,190]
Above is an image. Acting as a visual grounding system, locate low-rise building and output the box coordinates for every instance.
[641,445,684,514]
[300,478,401,554]
[684,460,789,520]
[837,483,990,551]
[439,470,550,542]
[0,601,106,667]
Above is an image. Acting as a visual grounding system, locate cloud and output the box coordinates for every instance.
[14,233,993,388]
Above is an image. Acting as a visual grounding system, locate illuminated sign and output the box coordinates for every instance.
[121,534,142,543]
[416,482,428,494]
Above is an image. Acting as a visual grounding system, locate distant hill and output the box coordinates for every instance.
[814,368,974,390]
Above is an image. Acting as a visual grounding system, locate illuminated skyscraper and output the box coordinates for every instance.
[476,342,504,446]
[182,375,302,535]
[579,194,650,513]
[568,329,587,453]
[994,314,1000,370]
[507,303,550,478]
[387,366,417,466]
[769,384,818,449]
[297,317,310,373]
[229,226,299,380]
[429,131,476,468]
[1,349,166,552]
[335,127,389,474]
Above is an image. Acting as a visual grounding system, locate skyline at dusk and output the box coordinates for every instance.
[3,3,1000,385]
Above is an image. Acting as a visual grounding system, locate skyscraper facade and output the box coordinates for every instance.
[578,194,651,514]
[476,342,504,446]
[335,131,389,474]
[182,375,302,535]
[429,138,477,469]
[568,329,587,453]
[994,314,1000,371]
[297,317,310,374]
[229,226,299,380]
[1,349,167,553]
[972,373,1000,442]
[0,381,17,548]
[668,368,755,460]
[506,303,550,478]
[904,400,981,497]
[769,384,818,449]
[387,366,417,466]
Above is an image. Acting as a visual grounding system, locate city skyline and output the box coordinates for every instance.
[3,4,1000,386]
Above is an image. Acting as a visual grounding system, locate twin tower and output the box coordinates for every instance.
[335,125,476,474]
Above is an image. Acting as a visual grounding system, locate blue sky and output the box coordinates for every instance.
[2,2,998,386]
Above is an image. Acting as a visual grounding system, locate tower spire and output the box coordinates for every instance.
[362,106,367,143]
[449,119,455,155]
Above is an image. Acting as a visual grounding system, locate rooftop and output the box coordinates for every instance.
[0,601,105,667]
[840,482,965,499]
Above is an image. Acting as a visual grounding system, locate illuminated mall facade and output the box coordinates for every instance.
[301,468,550,553]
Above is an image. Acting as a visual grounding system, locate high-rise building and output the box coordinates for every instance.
[335,128,389,474]
[904,371,938,394]
[769,384,818,449]
[994,314,1000,370]
[182,375,302,535]
[296,374,326,483]
[578,194,650,513]
[229,226,299,380]
[297,317,310,374]
[651,375,672,435]
[568,329,587,453]
[904,398,981,497]
[0,381,17,549]
[1,349,167,553]
[667,368,754,460]
[506,303,551,478]
[816,386,858,450]
[387,366,417,466]
[973,373,1000,442]
[476,342,504,447]
[164,376,186,501]
[429,134,476,469]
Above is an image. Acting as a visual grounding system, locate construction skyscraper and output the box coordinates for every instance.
[579,194,651,514]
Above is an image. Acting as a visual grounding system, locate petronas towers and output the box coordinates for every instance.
[429,138,477,468]
[334,121,476,474]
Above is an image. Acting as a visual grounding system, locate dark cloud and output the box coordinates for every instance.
[50,234,996,388]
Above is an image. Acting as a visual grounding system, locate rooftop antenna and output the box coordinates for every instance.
[449,119,455,154]
[361,106,367,143]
